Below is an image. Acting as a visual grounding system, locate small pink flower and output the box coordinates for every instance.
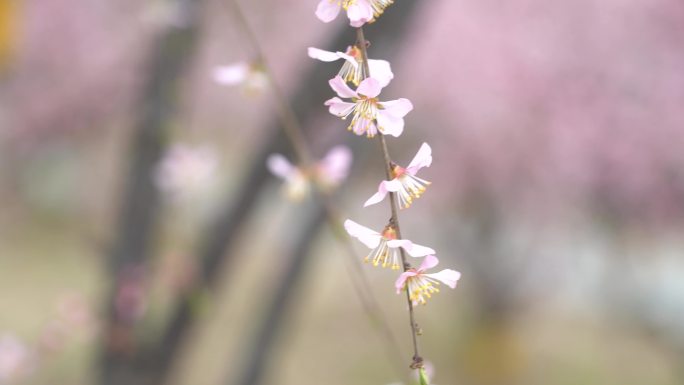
[365,143,432,209]
[315,145,354,189]
[267,154,310,201]
[213,61,268,94]
[344,219,435,269]
[155,144,218,201]
[325,76,412,138]
[315,0,395,27]
[308,46,393,87]
[267,146,352,201]
[395,255,461,306]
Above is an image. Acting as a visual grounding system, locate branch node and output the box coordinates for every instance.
[410,355,424,369]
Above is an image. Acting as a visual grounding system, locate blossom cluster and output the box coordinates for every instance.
[212,1,461,307]
[311,3,461,307]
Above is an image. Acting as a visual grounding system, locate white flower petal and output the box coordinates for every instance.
[329,76,358,99]
[386,239,407,248]
[344,219,382,249]
[357,77,382,98]
[419,255,440,271]
[368,59,393,87]
[382,179,403,192]
[406,142,433,173]
[387,240,435,257]
[395,271,417,293]
[324,97,356,117]
[426,269,461,289]
[376,111,404,137]
[266,154,295,180]
[379,98,413,118]
[307,47,343,62]
[363,190,386,207]
[315,0,341,23]
[347,1,373,27]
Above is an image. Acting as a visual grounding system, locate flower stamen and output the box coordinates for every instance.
[363,225,401,269]
[338,45,367,86]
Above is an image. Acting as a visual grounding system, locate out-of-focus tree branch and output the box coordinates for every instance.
[233,203,327,385]
[99,1,205,384]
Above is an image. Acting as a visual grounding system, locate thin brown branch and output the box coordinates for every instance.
[356,26,424,369]
[225,0,312,165]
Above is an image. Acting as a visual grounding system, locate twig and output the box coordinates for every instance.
[356,26,423,369]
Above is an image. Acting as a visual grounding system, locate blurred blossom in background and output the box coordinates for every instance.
[1,1,684,385]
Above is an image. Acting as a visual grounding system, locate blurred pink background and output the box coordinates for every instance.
[1,1,683,384]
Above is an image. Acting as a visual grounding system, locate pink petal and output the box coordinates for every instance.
[315,1,341,23]
[426,269,461,289]
[406,143,433,174]
[266,154,294,180]
[351,117,377,136]
[338,51,359,69]
[418,255,440,272]
[387,240,436,257]
[324,97,356,117]
[319,146,353,185]
[344,219,381,249]
[368,59,393,87]
[346,1,373,27]
[363,180,390,207]
[376,98,413,136]
[357,77,383,98]
[363,179,401,207]
[349,19,367,28]
[395,271,417,293]
[379,98,413,118]
[381,179,403,192]
[212,63,248,85]
[376,111,404,137]
[329,75,358,99]
[307,47,343,62]
[405,243,437,257]
[363,190,386,207]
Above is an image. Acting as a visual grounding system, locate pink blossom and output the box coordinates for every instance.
[315,145,354,188]
[267,154,311,201]
[307,46,393,87]
[395,255,461,306]
[267,146,353,201]
[325,76,412,138]
[155,144,218,201]
[213,61,268,94]
[316,0,394,27]
[344,219,435,270]
[365,143,432,209]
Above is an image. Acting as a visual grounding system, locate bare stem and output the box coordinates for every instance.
[356,26,424,369]
[226,0,312,165]
[226,0,407,373]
